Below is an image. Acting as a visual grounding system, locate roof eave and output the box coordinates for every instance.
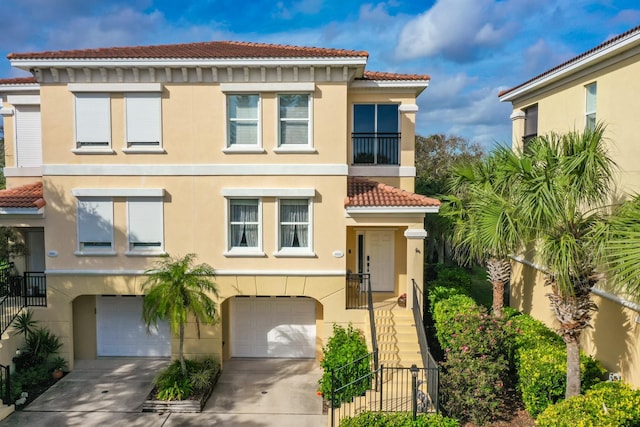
[350,79,429,95]
[500,30,640,103]
[346,206,440,214]
[0,207,45,216]
[0,83,40,93]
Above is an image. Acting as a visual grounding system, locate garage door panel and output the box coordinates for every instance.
[97,296,171,357]
[232,297,315,358]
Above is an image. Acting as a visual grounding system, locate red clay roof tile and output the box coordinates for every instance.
[346,177,440,208]
[0,182,45,209]
[361,71,430,81]
[8,41,369,61]
[0,77,37,85]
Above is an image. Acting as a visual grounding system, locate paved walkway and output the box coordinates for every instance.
[0,358,327,427]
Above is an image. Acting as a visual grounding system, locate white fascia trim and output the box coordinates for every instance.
[0,84,39,92]
[0,208,44,216]
[348,166,416,177]
[221,82,315,92]
[0,107,13,116]
[44,164,348,176]
[398,104,419,113]
[351,80,429,89]
[404,229,427,239]
[68,83,162,92]
[346,207,440,214]
[12,57,368,69]
[6,94,40,105]
[222,188,315,197]
[45,269,347,276]
[72,188,165,197]
[3,167,42,177]
[499,32,640,102]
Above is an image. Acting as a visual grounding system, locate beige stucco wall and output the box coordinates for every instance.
[510,261,640,388]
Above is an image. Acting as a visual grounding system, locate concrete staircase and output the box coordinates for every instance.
[372,304,423,369]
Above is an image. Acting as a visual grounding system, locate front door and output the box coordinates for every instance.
[362,230,395,292]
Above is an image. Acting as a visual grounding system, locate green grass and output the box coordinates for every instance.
[467,266,493,308]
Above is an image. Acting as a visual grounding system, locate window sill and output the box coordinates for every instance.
[273,147,317,154]
[74,251,117,256]
[122,147,166,154]
[222,147,266,154]
[273,249,316,258]
[72,148,116,155]
[223,250,266,258]
[125,250,167,257]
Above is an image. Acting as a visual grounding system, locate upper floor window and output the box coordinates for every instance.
[585,82,597,131]
[227,94,260,148]
[276,199,312,256]
[77,197,114,254]
[278,94,311,148]
[352,104,399,165]
[14,105,42,167]
[125,93,162,150]
[75,93,111,150]
[227,199,261,255]
[523,104,538,147]
[127,197,164,255]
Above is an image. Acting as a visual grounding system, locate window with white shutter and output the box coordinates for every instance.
[227,94,260,148]
[77,198,114,254]
[15,105,42,167]
[127,197,164,254]
[278,94,311,147]
[125,93,162,149]
[75,94,111,149]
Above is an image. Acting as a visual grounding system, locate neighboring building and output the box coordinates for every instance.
[0,41,439,369]
[499,25,640,387]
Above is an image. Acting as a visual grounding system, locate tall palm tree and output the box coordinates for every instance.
[443,148,524,318]
[507,124,615,398]
[142,253,220,375]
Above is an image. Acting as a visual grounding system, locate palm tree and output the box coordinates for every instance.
[142,253,220,375]
[507,124,615,398]
[443,148,525,318]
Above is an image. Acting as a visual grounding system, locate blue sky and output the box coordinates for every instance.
[0,0,638,148]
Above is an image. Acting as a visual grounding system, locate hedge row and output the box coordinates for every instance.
[340,411,459,427]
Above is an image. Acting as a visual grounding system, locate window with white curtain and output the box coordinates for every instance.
[279,199,310,251]
[227,95,260,147]
[77,198,114,253]
[228,199,261,252]
[278,94,310,146]
[585,82,597,131]
[125,93,162,148]
[127,197,164,254]
[75,93,111,149]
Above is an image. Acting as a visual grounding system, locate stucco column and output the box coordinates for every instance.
[404,228,427,310]
[510,110,526,151]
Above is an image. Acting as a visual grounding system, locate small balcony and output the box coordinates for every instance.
[352,133,400,166]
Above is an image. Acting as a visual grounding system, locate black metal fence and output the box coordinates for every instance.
[0,264,47,338]
[412,279,439,412]
[346,273,369,309]
[352,133,400,165]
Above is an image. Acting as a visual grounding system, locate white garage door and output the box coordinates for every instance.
[232,297,316,358]
[97,296,171,357]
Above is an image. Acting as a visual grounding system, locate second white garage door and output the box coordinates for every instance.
[97,295,171,357]
[232,297,316,358]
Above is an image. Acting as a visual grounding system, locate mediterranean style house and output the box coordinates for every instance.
[0,41,439,370]
[499,25,640,387]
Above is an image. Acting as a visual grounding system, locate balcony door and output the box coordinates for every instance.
[358,230,395,292]
[353,104,399,165]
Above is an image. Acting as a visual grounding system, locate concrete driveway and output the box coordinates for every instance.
[0,358,326,427]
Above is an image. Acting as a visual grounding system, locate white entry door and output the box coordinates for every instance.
[97,296,171,357]
[232,297,316,358]
[364,230,395,292]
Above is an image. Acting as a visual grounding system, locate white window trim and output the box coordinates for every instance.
[226,94,261,150]
[125,197,166,256]
[125,93,163,151]
[75,198,115,256]
[224,198,264,257]
[277,93,313,149]
[585,82,597,129]
[273,198,315,257]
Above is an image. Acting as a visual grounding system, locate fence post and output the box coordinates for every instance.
[410,364,418,420]
[330,369,335,427]
[379,364,384,412]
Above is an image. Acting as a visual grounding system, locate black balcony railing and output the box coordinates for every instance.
[346,273,369,309]
[0,263,47,338]
[352,133,400,165]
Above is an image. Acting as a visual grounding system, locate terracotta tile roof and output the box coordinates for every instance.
[346,177,440,208]
[361,71,430,81]
[0,182,45,209]
[499,25,640,98]
[8,41,369,61]
[0,77,37,85]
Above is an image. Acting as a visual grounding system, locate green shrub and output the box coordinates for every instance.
[536,381,640,426]
[340,411,460,427]
[318,323,370,406]
[9,365,53,403]
[427,286,468,315]
[440,313,515,425]
[432,294,482,351]
[153,357,220,400]
[518,342,607,417]
[433,266,473,292]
